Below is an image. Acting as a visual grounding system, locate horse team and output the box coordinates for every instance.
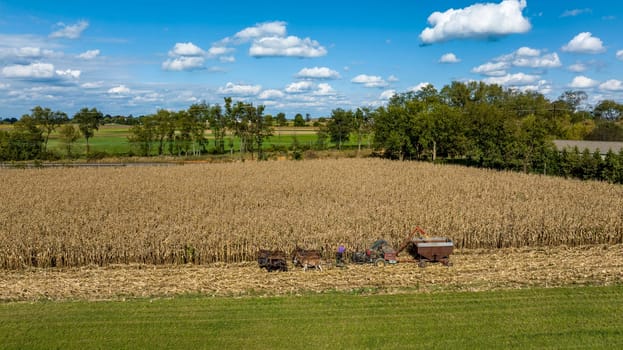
[257,247,323,272]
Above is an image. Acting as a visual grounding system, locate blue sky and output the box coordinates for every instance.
[1,0,623,118]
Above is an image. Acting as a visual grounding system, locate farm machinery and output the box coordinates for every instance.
[395,226,454,267]
[257,249,288,272]
[257,226,453,271]
[351,239,398,266]
[352,226,454,267]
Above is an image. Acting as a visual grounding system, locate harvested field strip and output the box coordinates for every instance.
[1,285,622,349]
[1,245,621,301]
[1,158,622,268]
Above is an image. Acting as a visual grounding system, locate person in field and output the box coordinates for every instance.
[336,244,345,266]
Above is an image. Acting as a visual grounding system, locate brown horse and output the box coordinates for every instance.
[291,246,323,271]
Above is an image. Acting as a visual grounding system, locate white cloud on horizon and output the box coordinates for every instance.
[49,20,89,39]
[562,32,605,54]
[473,46,562,78]
[408,82,432,92]
[379,89,397,100]
[599,79,623,91]
[419,0,531,44]
[483,72,541,85]
[569,75,599,88]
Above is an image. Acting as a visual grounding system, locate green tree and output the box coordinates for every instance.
[30,106,68,153]
[73,107,103,157]
[58,124,80,158]
[352,107,373,156]
[293,113,306,127]
[128,116,156,156]
[275,112,287,127]
[593,100,623,121]
[206,104,227,154]
[327,108,354,150]
[0,115,44,160]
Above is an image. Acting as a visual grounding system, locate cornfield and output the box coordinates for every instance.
[1,158,622,269]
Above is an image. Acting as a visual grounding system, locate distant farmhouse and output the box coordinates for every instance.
[553,140,623,156]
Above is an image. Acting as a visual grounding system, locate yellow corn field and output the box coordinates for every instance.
[1,158,622,269]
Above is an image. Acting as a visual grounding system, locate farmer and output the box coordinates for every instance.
[336,244,345,266]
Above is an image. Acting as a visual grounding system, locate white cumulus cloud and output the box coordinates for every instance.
[515,46,540,56]
[249,36,327,58]
[78,49,100,60]
[169,42,204,57]
[483,72,541,85]
[55,69,81,79]
[163,42,208,71]
[351,74,388,88]
[162,56,205,71]
[569,75,599,88]
[0,46,57,60]
[2,63,80,82]
[234,21,287,42]
[296,67,340,79]
[108,85,130,94]
[408,82,432,92]
[617,50,623,61]
[218,82,261,96]
[562,32,605,54]
[419,0,531,44]
[472,61,510,76]
[380,89,397,100]
[439,53,461,63]
[513,52,561,68]
[315,83,336,96]
[568,63,587,72]
[215,21,327,59]
[599,79,623,91]
[259,89,285,99]
[285,81,314,93]
[49,20,89,39]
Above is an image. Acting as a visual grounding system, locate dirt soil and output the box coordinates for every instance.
[1,245,622,301]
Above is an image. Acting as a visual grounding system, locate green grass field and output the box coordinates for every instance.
[38,124,363,157]
[2,286,621,349]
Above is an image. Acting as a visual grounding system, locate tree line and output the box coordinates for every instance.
[326,81,623,183]
[1,81,623,183]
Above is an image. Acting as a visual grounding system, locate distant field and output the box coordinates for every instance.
[1,286,622,349]
[1,124,359,156]
[39,124,354,156]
